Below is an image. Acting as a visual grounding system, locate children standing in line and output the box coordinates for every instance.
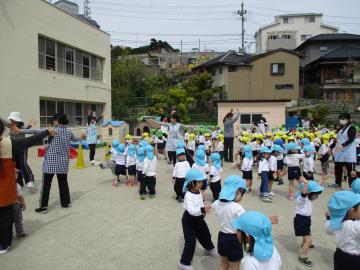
[303,145,315,181]
[284,142,304,200]
[294,178,323,267]
[233,211,282,270]
[13,183,27,238]
[113,143,127,187]
[125,144,137,186]
[212,176,247,270]
[210,153,222,202]
[325,191,360,270]
[192,149,209,199]
[173,148,191,203]
[178,169,218,270]
[241,145,253,191]
[140,145,157,199]
[258,147,272,202]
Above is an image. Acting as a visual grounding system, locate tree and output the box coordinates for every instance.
[309,104,330,124]
[304,83,322,99]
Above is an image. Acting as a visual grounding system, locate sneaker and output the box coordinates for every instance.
[177,262,194,270]
[269,191,276,196]
[0,246,9,255]
[62,204,71,208]
[262,196,272,202]
[26,182,35,188]
[35,207,48,214]
[177,198,184,203]
[204,248,219,257]
[140,195,146,200]
[17,233,27,238]
[99,163,105,169]
[277,180,284,185]
[328,183,341,188]
[298,256,313,267]
[149,194,155,199]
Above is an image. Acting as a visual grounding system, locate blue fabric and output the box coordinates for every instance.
[176,148,185,156]
[86,124,97,144]
[116,144,125,153]
[286,116,300,130]
[195,150,206,166]
[301,138,310,146]
[219,175,247,201]
[260,172,269,194]
[286,142,300,152]
[211,153,221,169]
[244,152,253,159]
[139,140,148,147]
[198,145,206,152]
[273,139,283,145]
[136,147,145,162]
[128,144,136,157]
[299,180,324,194]
[328,191,360,230]
[232,211,274,262]
[303,145,314,153]
[243,145,252,152]
[352,179,360,194]
[183,169,207,192]
[112,140,120,147]
[145,145,154,160]
[270,145,283,153]
[260,146,271,153]
[177,141,186,149]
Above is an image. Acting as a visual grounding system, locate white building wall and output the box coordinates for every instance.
[256,15,338,53]
[0,0,111,127]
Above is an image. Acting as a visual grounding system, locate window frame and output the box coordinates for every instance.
[271,63,285,75]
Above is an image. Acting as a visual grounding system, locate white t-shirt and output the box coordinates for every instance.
[143,157,157,177]
[258,159,269,173]
[205,140,212,151]
[269,156,277,172]
[183,191,204,217]
[216,141,224,152]
[192,163,209,178]
[241,157,253,172]
[114,152,126,165]
[136,158,144,171]
[210,165,222,182]
[173,161,191,178]
[126,155,136,167]
[303,156,314,173]
[212,200,245,234]
[284,154,304,167]
[325,220,360,255]
[295,196,313,217]
[187,140,196,151]
[318,144,329,156]
[240,246,281,270]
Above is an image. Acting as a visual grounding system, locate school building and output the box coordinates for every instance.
[0,0,111,129]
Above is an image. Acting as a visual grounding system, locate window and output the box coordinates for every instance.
[252,114,263,124]
[219,68,222,74]
[240,114,263,124]
[268,35,279,40]
[228,66,237,72]
[305,16,315,23]
[39,99,103,127]
[283,17,288,24]
[283,17,294,24]
[240,114,251,124]
[320,46,328,52]
[275,84,294,90]
[271,63,285,75]
[38,35,103,81]
[108,127,113,136]
[282,34,291,39]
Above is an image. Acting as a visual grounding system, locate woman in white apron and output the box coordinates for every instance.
[331,113,357,188]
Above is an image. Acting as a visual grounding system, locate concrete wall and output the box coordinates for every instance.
[226,51,299,100]
[217,102,287,133]
[0,0,111,126]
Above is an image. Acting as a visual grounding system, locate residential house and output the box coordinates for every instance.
[255,13,338,54]
[0,0,111,131]
[295,34,360,103]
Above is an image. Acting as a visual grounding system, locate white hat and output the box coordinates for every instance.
[7,112,23,123]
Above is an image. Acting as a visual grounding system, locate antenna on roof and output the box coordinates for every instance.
[84,0,91,19]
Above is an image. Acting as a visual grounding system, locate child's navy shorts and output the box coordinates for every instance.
[115,164,126,176]
[201,179,208,190]
[127,165,136,176]
[242,170,253,180]
[294,214,311,236]
[277,159,284,170]
[303,171,314,181]
[268,170,275,181]
[288,166,301,180]
[217,232,243,262]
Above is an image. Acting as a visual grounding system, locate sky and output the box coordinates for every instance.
[70,0,360,52]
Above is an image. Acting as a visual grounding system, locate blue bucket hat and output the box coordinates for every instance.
[211,152,221,169]
[243,145,252,152]
[139,140,148,147]
[116,144,125,153]
[198,144,206,152]
[286,142,300,152]
[328,191,360,230]
[145,145,154,160]
[273,138,283,145]
[112,139,120,147]
[303,145,314,153]
[183,169,207,192]
[195,150,206,166]
[300,180,324,193]
[128,144,136,157]
[219,175,247,201]
[260,146,271,154]
[300,138,310,146]
[232,211,274,262]
[352,179,360,194]
[176,148,186,156]
[270,145,283,153]
[177,141,186,149]
[136,147,145,162]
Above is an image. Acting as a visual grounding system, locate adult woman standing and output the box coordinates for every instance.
[0,121,54,254]
[331,113,357,188]
[86,111,104,162]
[223,109,240,163]
[36,113,83,214]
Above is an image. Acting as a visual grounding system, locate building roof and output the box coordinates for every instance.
[276,13,323,18]
[102,121,127,127]
[296,33,360,50]
[309,46,360,64]
[53,0,78,7]
[216,99,291,103]
[193,48,300,70]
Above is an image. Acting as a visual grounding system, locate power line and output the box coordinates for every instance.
[106,31,247,37]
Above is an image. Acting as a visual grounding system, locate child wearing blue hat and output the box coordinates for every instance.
[192,149,209,199]
[352,178,360,194]
[241,145,253,191]
[273,139,285,186]
[233,211,281,270]
[173,148,191,203]
[303,145,315,181]
[126,144,137,186]
[294,177,324,267]
[113,143,127,187]
[136,146,145,193]
[140,145,157,199]
[284,142,304,200]
[258,146,272,202]
[212,176,247,270]
[325,191,360,270]
[210,153,222,201]
[268,146,280,196]
[178,169,218,270]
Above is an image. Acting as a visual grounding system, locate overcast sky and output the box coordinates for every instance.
[71,0,360,52]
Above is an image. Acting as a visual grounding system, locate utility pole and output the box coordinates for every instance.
[84,0,91,19]
[236,1,247,53]
[198,39,201,52]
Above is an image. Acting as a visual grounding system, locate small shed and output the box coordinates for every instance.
[133,116,161,136]
[102,120,129,144]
